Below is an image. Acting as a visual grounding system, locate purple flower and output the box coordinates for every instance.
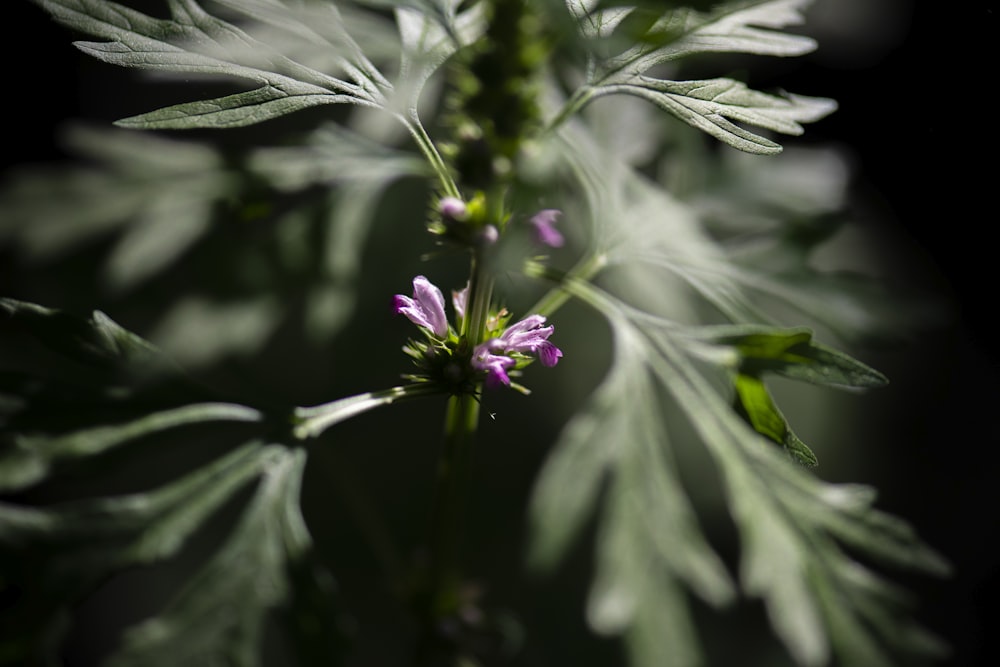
[528,209,564,248]
[473,346,518,387]
[472,314,563,387]
[393,275,448,337]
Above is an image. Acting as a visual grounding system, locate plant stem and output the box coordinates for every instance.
[544,86,595,134]
[424,392,480,615]
[403,114,462,199]
[526,251,608,318]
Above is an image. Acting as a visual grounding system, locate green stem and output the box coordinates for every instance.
[543,86,595,134]
[404,114,461,199]
[525,251,608,318]
[463,252,496,341]
[292,384,442,440]
[423,392,480,616]
[420,241,494,629]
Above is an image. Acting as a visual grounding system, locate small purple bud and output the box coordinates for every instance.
[528,209,564,248]
[439,196,467,221]
[479,224,499,246]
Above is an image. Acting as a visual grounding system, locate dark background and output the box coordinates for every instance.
[4,1,999,665]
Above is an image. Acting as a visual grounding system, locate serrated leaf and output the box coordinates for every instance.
[597,78,836,155]
[114,84,367,130]
[29,0,387,130]
[0,125,234,285]
[597,0,820,82]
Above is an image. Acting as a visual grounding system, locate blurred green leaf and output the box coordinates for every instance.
[0,402,262,493]
[104,446,345,667]
[0,297,182,380]
[0,441,271,666]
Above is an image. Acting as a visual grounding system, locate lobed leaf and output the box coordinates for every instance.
[596,78,836,155]
[29,0,387,130]
[0,441,272,665]
[595,0,820,83]
[104,446,336,667]
[528,229,946,667]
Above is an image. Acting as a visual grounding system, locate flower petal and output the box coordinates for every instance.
[394,275,448,337]
[529,209,564,248]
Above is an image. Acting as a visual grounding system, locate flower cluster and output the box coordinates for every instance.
[393,275,562,392]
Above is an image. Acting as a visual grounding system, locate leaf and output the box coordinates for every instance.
[560,0,832,153]
[530,309,735,667]
[0,441,272,666]
[0,125,234,285]
[104,446,341,667]
[1,297,181,379]
[734,372,818,466]
[29,0,387,130]
[528,270,948,665]
[0,402,262,493]
[392,0,486,115]
[114,84,366,130]
[702,325,889,388]
[596,78,836,155]
[597,0,820,82]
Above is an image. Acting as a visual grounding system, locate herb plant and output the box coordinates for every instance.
[1,1,950,666]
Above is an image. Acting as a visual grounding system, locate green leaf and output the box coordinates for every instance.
[561,0,832,153]
[597,78,836,155]
[597,0,820,81]
[0,441,272,666]
[0,402,262,493]
[29,0,387,130]
[528,271,948,666]
[114,84,365,130]
[734,372,818,466]
[1,297,181,378]
[104,446,337,667]
[530,309,736,667]
[702,325,890,388]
